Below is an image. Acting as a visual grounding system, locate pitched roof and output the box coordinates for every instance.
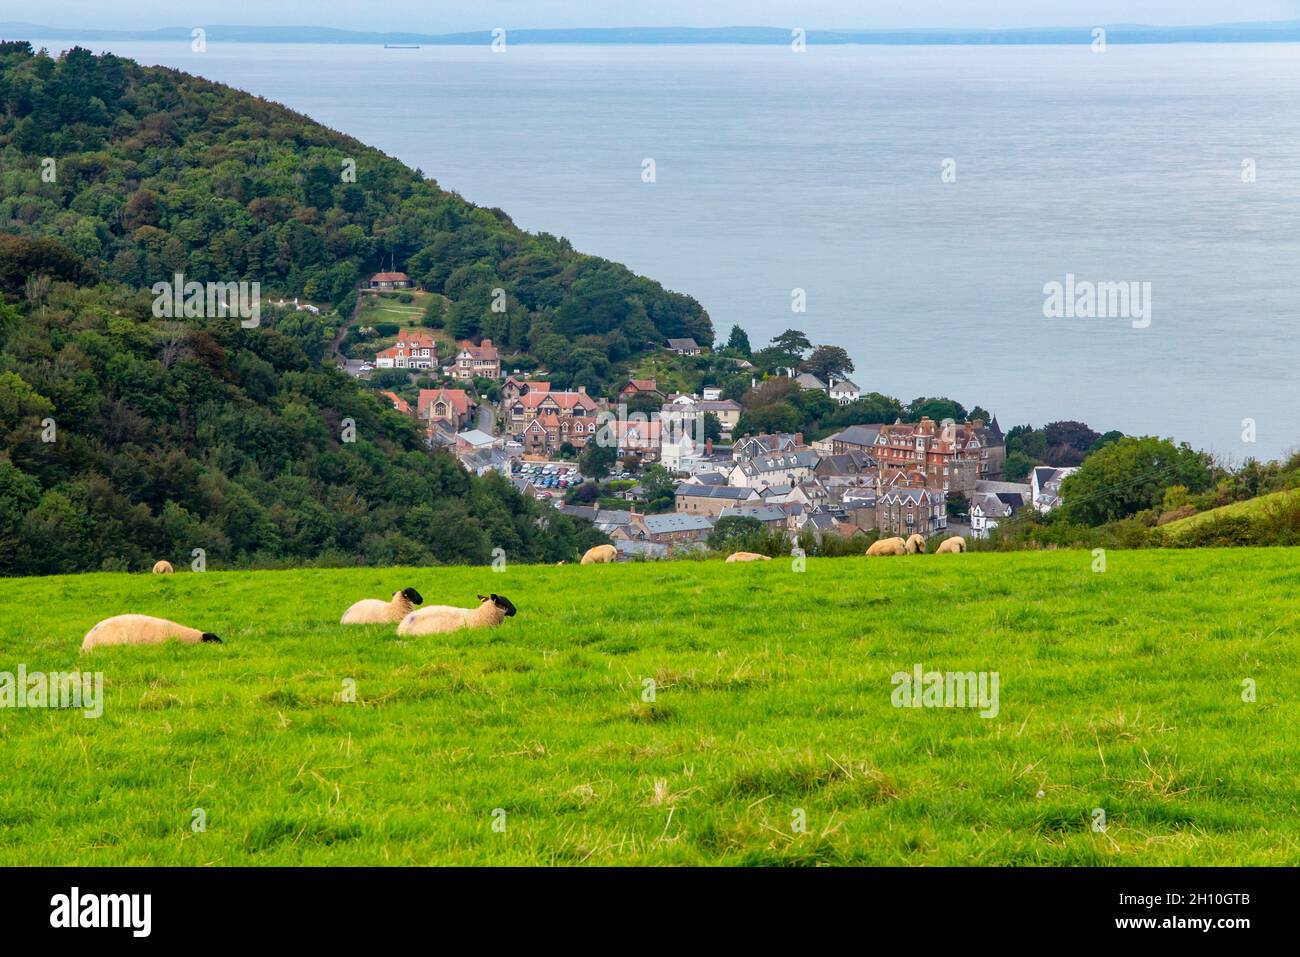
[417,388,471,418]
[622,379,660,393]
[829,424,883,448]
[369,271,409,282]
[674,484,757,500]
[381,391,411,414]
[458,339,499,361]
[642,513,714,534]
[718,505,787,523]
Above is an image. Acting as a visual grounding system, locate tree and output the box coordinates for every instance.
[802,344,854,382]
[579,441,615,480]
[906,396,967,423]
[707,515,763,551]
[725,324,752,358]
[639,465,677,513]
[771,329,811,359]
[702,412,722,442]
[1056,436,1213,526]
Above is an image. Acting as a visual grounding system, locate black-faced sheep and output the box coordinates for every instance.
[396,594,517,636]
[81,614,222,652]
[340,587,424,624]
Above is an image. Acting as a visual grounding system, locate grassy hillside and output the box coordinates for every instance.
[1161,488,1300,536]
[2,549,1297,865]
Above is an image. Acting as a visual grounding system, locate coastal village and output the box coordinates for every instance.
[349,272,1080,559]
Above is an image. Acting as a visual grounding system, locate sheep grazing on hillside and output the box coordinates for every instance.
[905,534,927,554]
[340,587,424,625]
[81,614,222,652]
[152,560,174,574]
[725,551,771,563]
[866,536,907,556]
[580,544,617,565]
[935,536,967,554]
[396,594,517,636]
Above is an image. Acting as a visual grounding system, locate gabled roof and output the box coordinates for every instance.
[458,339,499,361]
[828,378,861,392]
[828,424,883,447]
[381,391,411,414]
[369,271,409,282]
[666,338,700,350]
[674,484,758,500]
[418,388,471,418]
[642,513,714,534]
[622,379,661,393]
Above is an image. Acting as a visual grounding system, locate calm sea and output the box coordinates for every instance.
[31,39,1300,459]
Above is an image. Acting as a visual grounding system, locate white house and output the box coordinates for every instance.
[828,378,861,406]
[1031,466,1079,513]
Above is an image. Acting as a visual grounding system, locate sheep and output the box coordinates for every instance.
[725,551,771,563]
[81,614,222,652]
[866,536,907,556]
[580,544,617,565]
[935,536,967,554]
[151,560,174,574]
[905,533,927,554]
[396,594,517,636]
[340,587,424,625]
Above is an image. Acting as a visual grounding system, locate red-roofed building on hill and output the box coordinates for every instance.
[381,391,412,415]
[454,339,501,380]
[368,271,413,290]
[620,379,664,403]
[872,417,987,498]
[374,331,438,370]
[501,377,550,405]
[418,388,476,432]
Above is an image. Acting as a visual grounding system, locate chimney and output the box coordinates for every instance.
[577,385,587,395]
[795,432,803,446]
[706,438,713,456]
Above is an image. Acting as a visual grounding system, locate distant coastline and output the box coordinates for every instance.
[4,21,1300,46]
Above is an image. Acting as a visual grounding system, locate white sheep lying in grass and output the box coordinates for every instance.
[935,536,967,554]
[396,594,517,636]
[580,544,617,565]
[152,560,173,574]
[725,551,771,563]
[340,587,424,624]
[82,614,222,652]
[866,536,907,556]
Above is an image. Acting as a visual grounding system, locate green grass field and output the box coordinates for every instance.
[2,549,1298,865]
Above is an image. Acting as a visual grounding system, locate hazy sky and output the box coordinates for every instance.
[8,1,1300,32]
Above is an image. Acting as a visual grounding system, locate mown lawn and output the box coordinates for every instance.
[1,549,1297,865]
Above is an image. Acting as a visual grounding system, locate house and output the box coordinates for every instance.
[682,471,729,487]
[381,391,412,415]
[455,429,498,451]
[728,450,821,490]
[374,331,438,370]
[666,338,701,356]
[458,445,511,478]
[640,513,714,545]
[615,539,670,561]
[368,271,412,290]
[815,449,877,480]
[876,486,947,538]
[608,419,662,461]
[509,388,598,430]
[659,406,706,473]
[717,504,788,532]
[698,399,743,434]
[827,424,883,455]
[675,484,762,516]
[701,386,722,401]
[794,372,827,392]
[732,433,804,461]
[970,490,1024,539]
[1031,466,1079,513]
[828,378,861,406]
[453,339,501,380]
[872,417,986,498]
[501,377,550,406]
[620,379,665,403]
[417,388,475,432]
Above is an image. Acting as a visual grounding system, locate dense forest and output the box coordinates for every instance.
[0,42,711,382]
[0,42,625,574]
